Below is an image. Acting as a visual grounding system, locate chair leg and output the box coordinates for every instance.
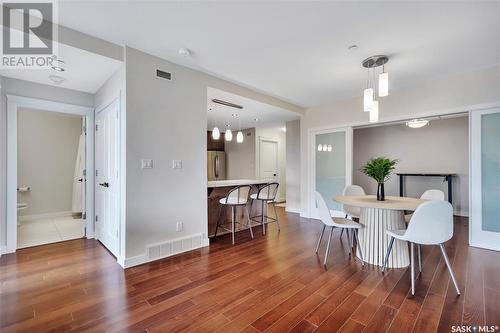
[418,244,422,273]
[272,202,280,232]
[324,227,334,267]
[245,206,254,239]
[410,242,415,295]
[249,199,254,217]
[439,244,460,295]
[354,229,364,266]
[315,225,326,253]
[346,229,353,257]
[214,205,223,237]
[381,236,395,272]
[261,200,265,235]
[340,228,344,239]
[231,206,236,245]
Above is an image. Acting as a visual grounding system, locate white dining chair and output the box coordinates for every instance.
[404,189,445,223]
[314,191,364,267]
[381,200,460,296]
[339,185,365,240]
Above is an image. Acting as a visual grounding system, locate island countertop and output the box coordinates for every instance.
[207,179,272,188]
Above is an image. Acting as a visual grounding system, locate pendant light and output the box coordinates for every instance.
[378,67,389,97]
[363,69,373,112]
[235,113,244,143]
[369,101,379,123]
[212,127,220,140]
[225,126,233,141]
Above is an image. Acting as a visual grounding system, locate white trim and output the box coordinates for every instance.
[306,126,353,219]
[5,95,94,253]
[18,211,73,222]
[285,206,301,214]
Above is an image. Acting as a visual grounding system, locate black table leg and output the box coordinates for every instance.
[399,175,404,197]
[447,175,453,205]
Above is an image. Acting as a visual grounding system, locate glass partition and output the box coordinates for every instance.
[481,112,500,232]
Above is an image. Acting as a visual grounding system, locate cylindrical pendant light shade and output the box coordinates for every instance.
[236,131,244,143]
[212,127,220,140]
[378,72,389,97]
[369,101,379,123]
[363,88,373,112]
[225,129,232,141]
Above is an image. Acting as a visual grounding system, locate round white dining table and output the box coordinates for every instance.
[334,195,425,268]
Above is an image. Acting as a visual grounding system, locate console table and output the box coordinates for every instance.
[396,173,456,205]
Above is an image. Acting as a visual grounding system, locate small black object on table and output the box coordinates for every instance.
[396,173,456,205]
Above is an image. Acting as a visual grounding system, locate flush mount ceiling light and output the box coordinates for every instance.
[406,119,429,129]
[178,48,191,57]
[362,55,389,122]
[48,75,65,84]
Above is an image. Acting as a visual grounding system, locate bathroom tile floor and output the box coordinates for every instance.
[17,216,84,249]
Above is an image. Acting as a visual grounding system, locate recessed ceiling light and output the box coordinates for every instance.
[254,118,259,122]
[348,45,358,50]
[48,75,65,84]
[231,113,238,117]
[178,48,191,57]
[225,124,231,127]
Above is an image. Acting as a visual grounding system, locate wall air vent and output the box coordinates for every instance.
[156,69,172,81]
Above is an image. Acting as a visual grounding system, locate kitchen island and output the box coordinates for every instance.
[207,179,272,238]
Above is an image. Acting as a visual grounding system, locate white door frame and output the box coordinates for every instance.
[256,136,279,180]
[469,108,500,251]
[5,95,95,253]
[307,126,353,219]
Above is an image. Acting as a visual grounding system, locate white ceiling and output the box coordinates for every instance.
[0,42,122,93]
[58,1,499,107]
[207,87,299,130]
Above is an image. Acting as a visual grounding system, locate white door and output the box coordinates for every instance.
[259,139,279,181]
[470,109,500,251]
[95,100,120,257]
[311,127,353,218]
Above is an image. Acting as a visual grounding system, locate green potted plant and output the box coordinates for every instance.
[361,157,398,201]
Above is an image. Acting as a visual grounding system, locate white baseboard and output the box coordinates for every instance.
[121,233,210,269]
[18,211,73,222]
[0,244,6,255]
[285,206,301,214]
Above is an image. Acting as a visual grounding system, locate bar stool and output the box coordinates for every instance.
[214,185,253,245]
[249,182,280,235]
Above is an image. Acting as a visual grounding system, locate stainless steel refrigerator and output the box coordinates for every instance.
[207,151,226,181]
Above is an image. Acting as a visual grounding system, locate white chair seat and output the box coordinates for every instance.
[386,229,407,240]
[219,197,247,205]
[250,193,274,200]
[332,217,362,229]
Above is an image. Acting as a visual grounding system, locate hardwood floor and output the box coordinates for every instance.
[1,208,499,332]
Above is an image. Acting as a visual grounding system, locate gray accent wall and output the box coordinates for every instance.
[353,116,469,215]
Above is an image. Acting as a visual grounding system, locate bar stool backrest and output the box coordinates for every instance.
[256,182,279,201]
[225,185,252,205]
[421,189,445,201]
[342,185,365,217]
[406,200,454,244]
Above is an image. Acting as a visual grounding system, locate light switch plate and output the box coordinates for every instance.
[172,160,182,169]
[141,159,153,169]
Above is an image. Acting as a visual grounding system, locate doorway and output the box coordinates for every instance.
[16,108,86,248]
[6,96,95,253]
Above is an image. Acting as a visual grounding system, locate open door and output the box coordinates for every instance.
[470,109,500,251]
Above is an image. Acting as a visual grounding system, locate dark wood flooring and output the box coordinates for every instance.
[1,208,499,332]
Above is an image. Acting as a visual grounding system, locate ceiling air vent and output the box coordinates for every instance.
[156,69,172,81]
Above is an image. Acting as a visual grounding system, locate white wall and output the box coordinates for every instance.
[353,116,469,215]
[255,127,286,202]
[0,77,94,253]
[17,109,81,216]
[123,47,301,263]
[300,65,500,216]
[285,120,300,213]
[225,128,256,180]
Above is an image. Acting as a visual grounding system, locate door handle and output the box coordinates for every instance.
[78,178,83,182]
[99,182,109,188]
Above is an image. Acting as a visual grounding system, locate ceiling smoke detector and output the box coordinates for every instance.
[178,48,191,57]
